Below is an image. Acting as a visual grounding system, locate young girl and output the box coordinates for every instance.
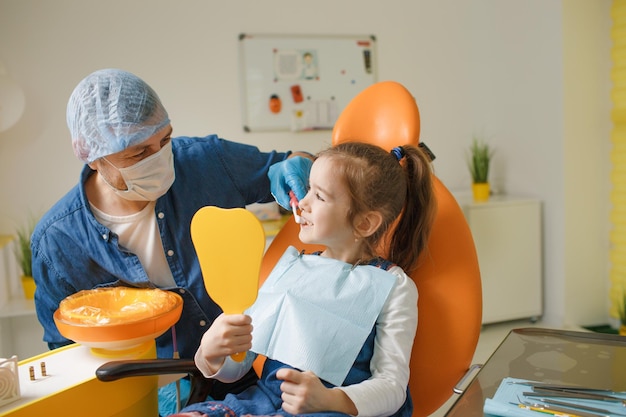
[175,141,436,417]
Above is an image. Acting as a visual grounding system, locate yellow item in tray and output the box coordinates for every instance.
[58,287,180,325]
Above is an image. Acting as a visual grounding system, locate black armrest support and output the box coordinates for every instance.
[96,359,214,406]
[96,359,201,381]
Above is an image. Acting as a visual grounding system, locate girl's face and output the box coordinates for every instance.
[297,156,359,262]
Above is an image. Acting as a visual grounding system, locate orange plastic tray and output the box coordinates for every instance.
[53,287,182,350]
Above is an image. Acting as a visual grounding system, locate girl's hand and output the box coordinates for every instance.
[276,368,357,415]
[195,313,253,375]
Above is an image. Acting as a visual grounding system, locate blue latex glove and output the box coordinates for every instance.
[268,156,313,209]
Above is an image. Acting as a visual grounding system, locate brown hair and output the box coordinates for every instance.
[317,142,436,273]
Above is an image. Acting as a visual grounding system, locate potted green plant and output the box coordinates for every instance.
[14,217,37,299]
[466,137,494,202]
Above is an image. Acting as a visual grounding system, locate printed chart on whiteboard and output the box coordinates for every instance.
[239,34,378,132]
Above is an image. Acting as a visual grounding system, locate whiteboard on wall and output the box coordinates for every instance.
[239,33,377,132]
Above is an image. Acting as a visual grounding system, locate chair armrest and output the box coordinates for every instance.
[96,358,201,381]
[453,363,483,395]
[96,358,214,406]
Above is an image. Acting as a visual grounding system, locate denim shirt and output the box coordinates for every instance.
[31,135,288,360]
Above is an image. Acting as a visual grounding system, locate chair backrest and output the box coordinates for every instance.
[259,81,482,417]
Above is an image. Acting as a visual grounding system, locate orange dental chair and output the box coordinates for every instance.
[348,81,483,416]
[98,81,483,417]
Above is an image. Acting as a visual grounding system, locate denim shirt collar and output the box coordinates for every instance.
[78,165,112,241]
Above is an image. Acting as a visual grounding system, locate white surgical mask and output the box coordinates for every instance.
[101,141,175,201]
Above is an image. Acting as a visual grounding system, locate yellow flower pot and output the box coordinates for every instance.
[472,183,490,202]
[21,275,36,299]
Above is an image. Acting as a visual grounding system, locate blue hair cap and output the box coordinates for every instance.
[67,68,170,163]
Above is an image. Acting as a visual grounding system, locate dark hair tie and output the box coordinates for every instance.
[391,146,405,162]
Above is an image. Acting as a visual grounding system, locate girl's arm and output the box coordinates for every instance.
[338,267,418,416]
[194,313,256,383]
[276,368,359,415]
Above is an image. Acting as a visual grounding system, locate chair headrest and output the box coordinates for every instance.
[331,81,421,150]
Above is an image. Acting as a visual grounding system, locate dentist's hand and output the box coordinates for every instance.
[268,155,313,210]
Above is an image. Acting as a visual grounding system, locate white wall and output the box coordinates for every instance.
[0,0,612,327]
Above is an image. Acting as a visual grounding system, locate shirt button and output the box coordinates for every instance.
[167,250,174,256]
[178,288,186,295]
[199,320,207,327]
[102,234,107,240]
[158,212,165,219]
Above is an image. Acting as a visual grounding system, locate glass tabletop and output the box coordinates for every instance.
[445,327,626,416]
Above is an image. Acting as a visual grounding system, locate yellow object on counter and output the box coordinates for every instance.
[20,276,35,300]
[0,342,158,417]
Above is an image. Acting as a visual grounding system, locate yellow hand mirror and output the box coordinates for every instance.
[191,206,265,361]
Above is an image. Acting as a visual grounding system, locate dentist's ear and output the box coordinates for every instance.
[87,159,101,171]
[354,211,383,239]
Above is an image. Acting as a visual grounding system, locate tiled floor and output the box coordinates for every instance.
[428,318,586,416]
